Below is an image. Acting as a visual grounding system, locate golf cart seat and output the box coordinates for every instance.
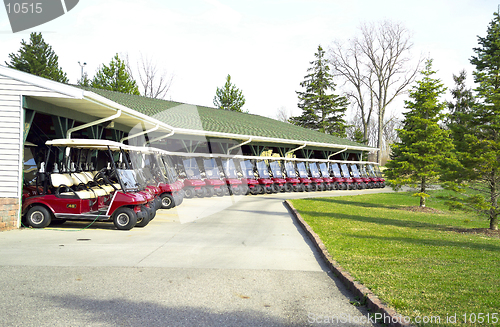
[51,173,98,199]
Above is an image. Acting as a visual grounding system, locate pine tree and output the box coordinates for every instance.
[77,73,91,87]
[290,45,348,137]
[385,59,454,207]
[213,75,246,112]
[444,12,500,230]
[6,32,68,83]
[91,54,140,95]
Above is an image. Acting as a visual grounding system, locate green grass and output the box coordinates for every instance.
[290,190,500,327]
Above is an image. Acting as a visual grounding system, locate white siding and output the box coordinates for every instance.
[0,74,70,199]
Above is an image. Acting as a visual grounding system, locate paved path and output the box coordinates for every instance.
[0,188,391,326]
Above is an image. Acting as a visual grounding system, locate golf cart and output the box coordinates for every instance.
[283,161,303,192]
[176,156,207,198]
[22,139,150,230]
[268,159,287,192]
[255,159,276,194]
[317,161,335,190]
[307,161,326,191]
[295,161,313,191]
[348,162,367,190]
[220,157,244,195]
[155,151,185,208]
[329,162,348,190]
[237,159,261,195]
[338,162,355,190]
[201,157,228,197]
[367,164,386,188]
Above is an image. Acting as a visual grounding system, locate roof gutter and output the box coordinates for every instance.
[328,147,348,160]
[226,138,252,155]
[66,109,122,139]
[144,130,175,146]
[120,124,160,143]
[285,143,307,157]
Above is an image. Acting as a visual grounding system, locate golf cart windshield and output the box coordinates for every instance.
[359,165,369,178]
[183,158,202,180]
[269,161,283,178]
[116,169,139,192]
[127,151,154,188]
[23,145,38,185]
[340,164,351,178]
[203,158,220,180]
[350,164,361,178]
[256,161,270,178]
[222,158,238,179]
[285,162,296,177]
[296,162,309,178]
[239,160,254,179]
[309,163,321,178]
[160,155,178,184]
[319,163,330,177]
[373,165,383,177]
[330,163,342,178]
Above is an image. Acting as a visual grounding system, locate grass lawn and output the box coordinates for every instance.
[290,190,500,327]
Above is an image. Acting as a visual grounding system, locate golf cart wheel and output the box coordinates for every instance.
[184,187,195,198]
[271,184,280,193]
[160,193,176,209]
[249,185,260,195]
[241,185,250,195]
[212,187,221,197]
[205,187,215,197]
[342,183,347,190]
[113,207,137,230]
[284,183,293,192]
[232,185,242,195]
[136,206,151,227]
[265,185,273,194]
[26,205,52,228]
[174,194,184,206]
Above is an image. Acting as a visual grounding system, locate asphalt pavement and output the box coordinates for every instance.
[0,188,392,326]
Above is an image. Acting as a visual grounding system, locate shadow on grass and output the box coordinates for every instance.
[344,233,500,253]
[299,210,450,232]
[303,197,403,210]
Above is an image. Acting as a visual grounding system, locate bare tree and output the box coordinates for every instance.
[330,39,375,145]
[330,20,422,164]
[275,106,292,123]
[137,54,174,99]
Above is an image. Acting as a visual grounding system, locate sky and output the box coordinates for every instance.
[0,0,496,120]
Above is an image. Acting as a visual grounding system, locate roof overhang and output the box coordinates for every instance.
[1,65,375,153]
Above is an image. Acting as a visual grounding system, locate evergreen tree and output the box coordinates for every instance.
[6,32,68,83]
[444,12,500,230]
[385,59,454,207]
[91,54,140,95]
[290,45,348,137]
[77,73,91,87]
[213,75,246,112]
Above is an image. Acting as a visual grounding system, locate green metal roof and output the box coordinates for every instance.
[79,86,368,148]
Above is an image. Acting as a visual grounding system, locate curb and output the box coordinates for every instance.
[284,200,412,327]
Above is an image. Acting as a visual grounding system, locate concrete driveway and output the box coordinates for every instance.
[0,188,390,326]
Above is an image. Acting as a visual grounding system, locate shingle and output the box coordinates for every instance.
[78,86,370,148]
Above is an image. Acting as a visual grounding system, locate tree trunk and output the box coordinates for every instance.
[490,216,499,230]
[377,112,383,164]
[420,177,426,208]
[489,179,498,230]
